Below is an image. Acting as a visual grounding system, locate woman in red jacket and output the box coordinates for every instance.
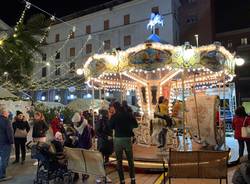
[232,106,250,160]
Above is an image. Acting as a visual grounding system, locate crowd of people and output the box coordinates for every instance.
[0,98,250,183]
[0,100,138,183]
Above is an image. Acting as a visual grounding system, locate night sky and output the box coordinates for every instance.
[0,0,113,26]
[1,0,250,33]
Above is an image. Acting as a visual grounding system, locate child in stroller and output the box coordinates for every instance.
[31,132,72,184]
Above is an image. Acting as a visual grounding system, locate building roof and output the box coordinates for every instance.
[216,27,250,38]
[57,0,135,23]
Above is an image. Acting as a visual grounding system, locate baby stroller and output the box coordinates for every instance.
[30,142,73,184]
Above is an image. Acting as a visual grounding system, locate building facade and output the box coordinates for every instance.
[33,0,180,104]
[216,28,250,110]
[178,0,215,46]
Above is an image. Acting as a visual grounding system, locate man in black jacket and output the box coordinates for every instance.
[0,105,14,181]
[109,102,138,184]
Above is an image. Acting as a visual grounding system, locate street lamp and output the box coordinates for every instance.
[235,57,245,66]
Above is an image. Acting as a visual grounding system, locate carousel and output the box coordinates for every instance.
[78,13,242,170]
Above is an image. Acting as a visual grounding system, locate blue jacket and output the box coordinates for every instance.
[0,115,14,145]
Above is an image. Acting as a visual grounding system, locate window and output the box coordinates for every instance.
[70,47,75,57]
[42,67,47,77]
[42,53,46,61]
[241,38,248,45]
[186,15,198,24]
[104,40,111,50]
[70,32,75,39]
[55,34,60,42]
[70,62,76,73]
[151,6,159,14]
[55,65,61,76]
[55,51,60,59]
[124,35,131,46]
[155,28,160,36]
[124,14,130,25]
[104,20,109,30]
[86,44,92,54]
[86,25,91,34]
[227,42,233,48]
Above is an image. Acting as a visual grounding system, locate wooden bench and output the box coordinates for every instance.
[168,149,229,184]
[64,147,112,184]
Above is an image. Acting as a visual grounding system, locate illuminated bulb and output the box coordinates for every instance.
[235,57,245,66]
[76,68,84,75]
[46,62,50,66]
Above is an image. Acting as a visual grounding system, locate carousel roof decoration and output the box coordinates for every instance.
[80,11,237,116]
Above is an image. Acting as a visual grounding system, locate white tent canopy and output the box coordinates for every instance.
[0,87,18,100]
[36,101,65,109]
[67,99,109,112]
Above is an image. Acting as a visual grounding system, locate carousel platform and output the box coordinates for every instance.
[109,136,238,171]
[110,144,167,171]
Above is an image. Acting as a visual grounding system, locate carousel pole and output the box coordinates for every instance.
[91,80,95,130]
[181,69,186,150]
[222,66,227,150]
[119,72,123,103]
[193,74,201,141]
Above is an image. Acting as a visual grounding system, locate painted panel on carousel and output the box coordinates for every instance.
[128,48,171,71]
[200,50,226,72]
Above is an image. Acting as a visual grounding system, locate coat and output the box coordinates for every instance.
[50,117,62,135]
[232,116,250,140]
[0,115,14,145]
[32,120,49,138]
[12,120,30,142]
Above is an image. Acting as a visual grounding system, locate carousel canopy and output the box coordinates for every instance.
[82,41,236,82]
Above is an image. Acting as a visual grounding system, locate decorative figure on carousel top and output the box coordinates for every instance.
[147,13,164,34]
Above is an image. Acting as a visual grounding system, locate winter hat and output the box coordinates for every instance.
[16,110,23,116]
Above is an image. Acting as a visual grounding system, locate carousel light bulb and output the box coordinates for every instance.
[46,62,50,66]
[76,68,84,75]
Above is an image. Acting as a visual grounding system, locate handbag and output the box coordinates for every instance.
[241,117,250,138]
[14,128,27,138]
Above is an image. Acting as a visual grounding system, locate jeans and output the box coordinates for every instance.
[0,145,11,178]
[14,138,26,162]
[238,140,250,160]
[158,128,168,147]
[114,137,135,184]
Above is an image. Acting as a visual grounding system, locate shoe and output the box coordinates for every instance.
[96,178,102,183]
[0,176,13,182]
[73,173,79,182]
[157,145,164,148]
[131,178,136,184]
[105,176,112,183]
[33,161,38,166]
[82,174,89,181]
[12,160,19,164]
[21,160,25,165]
